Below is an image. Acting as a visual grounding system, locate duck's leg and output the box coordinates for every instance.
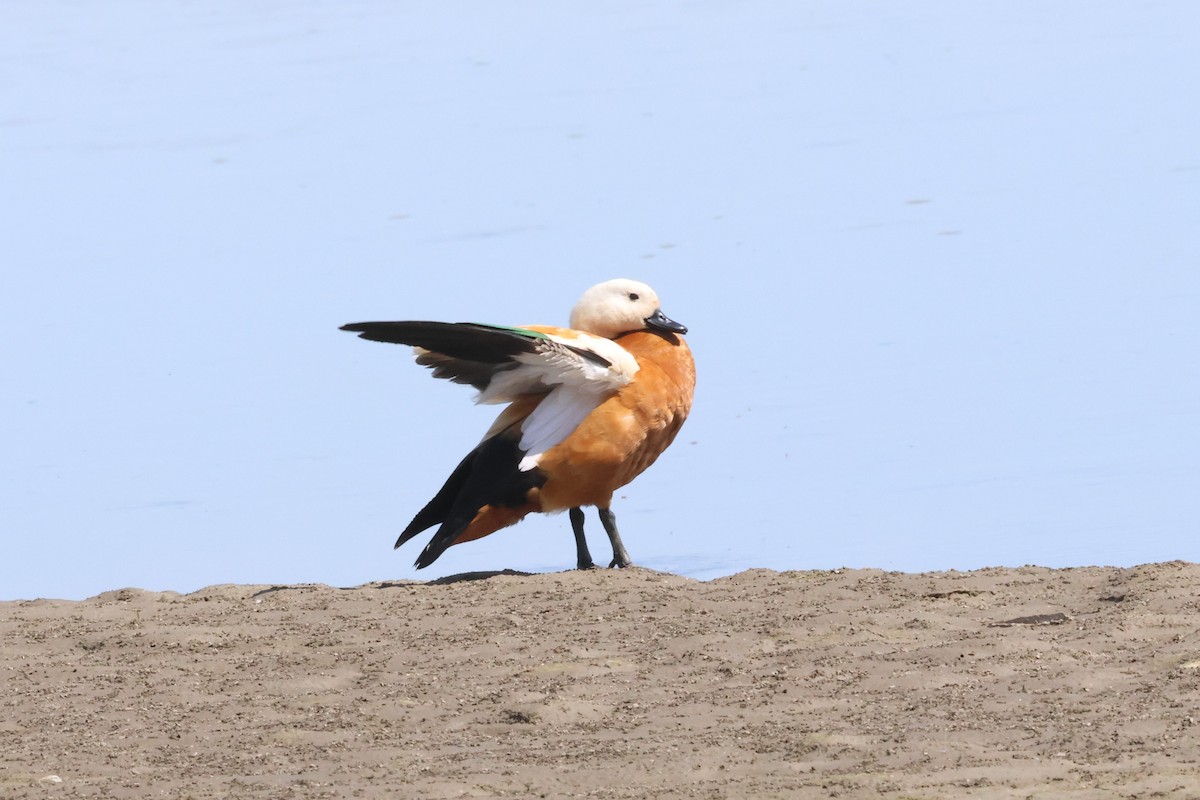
[570,507,596,570]
[597,507,633,568]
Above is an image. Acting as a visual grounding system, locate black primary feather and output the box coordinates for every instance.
[340,321,612,369]
[340,322,542,362]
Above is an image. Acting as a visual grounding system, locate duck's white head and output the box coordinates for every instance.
[568,278,688,339]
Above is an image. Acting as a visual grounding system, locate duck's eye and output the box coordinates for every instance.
[628,293,639,301]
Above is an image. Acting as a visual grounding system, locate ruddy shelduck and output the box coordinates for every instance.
[341,278,695,570]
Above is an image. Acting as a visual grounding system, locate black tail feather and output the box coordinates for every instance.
[399,432,545,569]
[394,449,474,549]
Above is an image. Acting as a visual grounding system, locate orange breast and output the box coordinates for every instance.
[535,330,695,511]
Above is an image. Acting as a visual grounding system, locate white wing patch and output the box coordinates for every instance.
[467,332,636,472]
[516,385,604,471]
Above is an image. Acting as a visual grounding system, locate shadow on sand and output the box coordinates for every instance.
[247,569,537,597]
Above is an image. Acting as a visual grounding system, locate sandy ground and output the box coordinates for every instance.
[3,563,1200,799]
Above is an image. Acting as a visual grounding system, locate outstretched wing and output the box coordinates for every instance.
[340,321,639,468]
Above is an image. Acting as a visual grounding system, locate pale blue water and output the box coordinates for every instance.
[3,1,1198,600]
